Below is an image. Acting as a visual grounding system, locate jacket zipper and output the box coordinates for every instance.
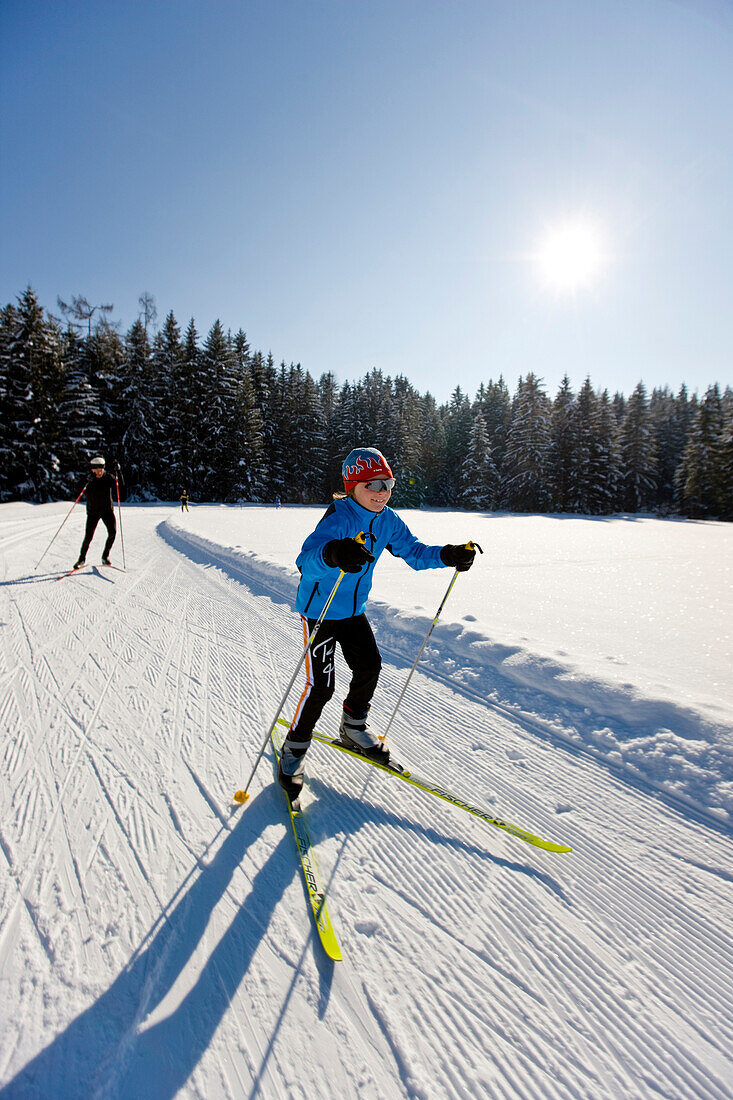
[351,514,379,616]
[303,581,320,615]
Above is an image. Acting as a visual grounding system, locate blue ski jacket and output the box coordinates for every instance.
[295,496,446,621]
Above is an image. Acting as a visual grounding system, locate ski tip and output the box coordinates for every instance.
[233,790,249,804]
[534,839,573,853]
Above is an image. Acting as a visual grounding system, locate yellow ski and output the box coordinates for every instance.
[276,719,571,854]
[271,728,342,961]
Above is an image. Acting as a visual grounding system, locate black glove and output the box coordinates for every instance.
[440,543,476,572]
[323,537,375,573]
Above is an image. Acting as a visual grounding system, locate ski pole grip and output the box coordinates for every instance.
[355,531,367,545]
[466,540,484,554]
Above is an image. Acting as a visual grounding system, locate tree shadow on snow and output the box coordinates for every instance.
[1,789,337,1100]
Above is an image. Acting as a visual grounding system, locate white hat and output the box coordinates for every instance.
[90,456,105,467]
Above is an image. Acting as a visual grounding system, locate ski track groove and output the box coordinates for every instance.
[49,548,278,1097]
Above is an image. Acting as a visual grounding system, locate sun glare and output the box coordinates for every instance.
[535,219,607,293]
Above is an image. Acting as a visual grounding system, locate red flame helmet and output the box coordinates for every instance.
[342,447,393,490]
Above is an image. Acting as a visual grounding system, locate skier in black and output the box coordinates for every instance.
[74,456,121,569]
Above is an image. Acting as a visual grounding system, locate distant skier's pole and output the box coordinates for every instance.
[34,488,85,571]
[114,463,126,570]
[381,541,483,743]
[234,534,368,805]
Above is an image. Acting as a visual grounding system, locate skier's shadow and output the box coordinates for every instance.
[1,772,567,1099]
[0,791,313,1100]
[0,572,67,586]
[0,567,113,587]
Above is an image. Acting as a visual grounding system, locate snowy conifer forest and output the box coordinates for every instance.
[1,287,731,518]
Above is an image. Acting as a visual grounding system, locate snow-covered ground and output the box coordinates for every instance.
[1,501,732,1099]
[168,505,733,826]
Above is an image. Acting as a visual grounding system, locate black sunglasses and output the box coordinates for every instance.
[362,478,395,491]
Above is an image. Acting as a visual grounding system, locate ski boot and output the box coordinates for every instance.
[277,739,307,804]
[338,707,389,764]
[102,555,111,566]
[73,558,85,570]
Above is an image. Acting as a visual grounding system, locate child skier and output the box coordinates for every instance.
[278,446,476,799]
[74,456,121,569]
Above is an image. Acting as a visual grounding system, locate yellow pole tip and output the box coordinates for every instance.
[233,790,249,804]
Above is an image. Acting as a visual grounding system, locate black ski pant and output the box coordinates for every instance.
[287,613,382,745]
[79,508,116,560]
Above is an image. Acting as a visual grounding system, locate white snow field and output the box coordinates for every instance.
[1,501,732,1100]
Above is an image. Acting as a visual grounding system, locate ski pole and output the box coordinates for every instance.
[234,533,368,804]
[114,463,126,570]
[380,540,483,742]
[34,488,85,570]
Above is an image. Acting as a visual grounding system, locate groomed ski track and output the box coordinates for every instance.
[1,504,732,1099]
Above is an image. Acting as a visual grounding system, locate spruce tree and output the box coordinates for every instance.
[289,365,327,503]
[0,303,19,500]
[361,369,387,444]
[336,381,369,463]
[120,320,156,498]
[55,326,104,492]
[228,367,267,502]
[718,387,733,520]
[254,352,281,499]
[376,377,398,465]
[318,371,344,496]
[461,412,499,510]
[154,312,186,498]
[267,361,292,500]
[650,386,688,512]
[479,378,512,473]
[567,378,594,513]
[392,379,425,507]
[421,392,449,505]
[677,384,724,517]
[232,328,251,371]
[197,320,238,499]
[589,388,621,514]
[85,318,125,459]
[501,373,552,511]
[172,319,203,496]
[442,387,473,503]
[619,382,657,512]
[2,289,66,500]
[670,384,696,510]
[549,375,577,511]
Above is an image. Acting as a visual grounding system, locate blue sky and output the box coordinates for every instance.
[1,0,731,402]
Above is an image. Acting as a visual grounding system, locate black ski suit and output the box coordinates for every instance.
[78,472,120,561]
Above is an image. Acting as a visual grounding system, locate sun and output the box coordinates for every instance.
[535,219,607,293]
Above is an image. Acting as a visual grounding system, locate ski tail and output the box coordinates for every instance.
[270,728,342,960]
